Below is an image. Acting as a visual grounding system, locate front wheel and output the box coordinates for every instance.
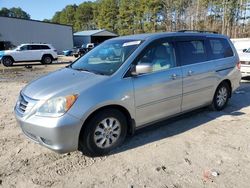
[2,56,14,67]
[79,109,127,156]
[211,82,230,111]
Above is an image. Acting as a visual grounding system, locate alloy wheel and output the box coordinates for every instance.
[216,86,228,107]
[93,117,121,149]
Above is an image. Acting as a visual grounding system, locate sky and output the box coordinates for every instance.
[0,0,92,20]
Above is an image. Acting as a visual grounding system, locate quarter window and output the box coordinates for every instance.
[177,40,207,65]
[208,38,233,60]
[136,41,176,72]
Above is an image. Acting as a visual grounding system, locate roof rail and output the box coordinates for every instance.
[178,30,218,34]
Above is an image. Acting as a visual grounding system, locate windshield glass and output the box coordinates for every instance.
[71,39,142,75]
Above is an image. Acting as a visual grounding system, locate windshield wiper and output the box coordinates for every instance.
[74,68,105,75]
[66,64,72,68]
[74,68,92,73]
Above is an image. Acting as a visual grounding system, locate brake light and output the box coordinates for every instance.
[236,61,241,70]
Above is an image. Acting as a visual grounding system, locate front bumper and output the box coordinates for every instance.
[15,108,83,153]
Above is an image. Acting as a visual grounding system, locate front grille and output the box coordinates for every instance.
[16,93,37,116]
[240,61,250,65]
[18,94,28,113]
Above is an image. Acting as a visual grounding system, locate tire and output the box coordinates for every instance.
[41,55,53,64]
[210,82,230,111]
[79,109,127,156]
[2,56,14,67]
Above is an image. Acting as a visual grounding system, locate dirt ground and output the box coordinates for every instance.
[0,59,250,188]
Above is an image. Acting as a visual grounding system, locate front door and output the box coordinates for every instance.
[12,45,31,61]
[132,39,183,126]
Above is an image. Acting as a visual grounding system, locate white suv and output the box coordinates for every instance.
[0,43,58,67]
[238,48,250,77]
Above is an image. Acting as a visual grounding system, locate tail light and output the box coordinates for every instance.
[236,61,241,70]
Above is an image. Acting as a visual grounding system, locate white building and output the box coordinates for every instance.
[0,16,73,53]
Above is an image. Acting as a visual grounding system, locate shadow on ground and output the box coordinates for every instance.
[111,81,250,155]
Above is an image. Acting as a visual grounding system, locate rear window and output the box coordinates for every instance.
[208,38,233,60]
[177,40,207,65]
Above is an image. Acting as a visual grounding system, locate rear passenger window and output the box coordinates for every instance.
[208,38,233,60]
[30,45,41,50]
[41,45,50,50]
[177,40,207,65]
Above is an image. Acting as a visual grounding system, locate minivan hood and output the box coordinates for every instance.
[22,68,107,100]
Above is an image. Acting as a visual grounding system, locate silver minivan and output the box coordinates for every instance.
[14,31,241,156]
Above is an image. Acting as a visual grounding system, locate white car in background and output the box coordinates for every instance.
[0,43,58,67]
[238,48,250,77]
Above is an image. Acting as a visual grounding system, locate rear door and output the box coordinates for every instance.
[132,38,183,126]
[176,37,217,111]
[30,45,42,60]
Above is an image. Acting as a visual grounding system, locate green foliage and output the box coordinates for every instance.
[75,2,95,30]
[0,7,30,19]
[97,0,119,32]
[49,0,250,37]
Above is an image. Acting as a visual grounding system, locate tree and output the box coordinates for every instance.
[0,7,30,19]
[75,2,96,31]
[48,0,250,37]
[97,0,119,32]
[118,0,136,35]
[51,11,62,23]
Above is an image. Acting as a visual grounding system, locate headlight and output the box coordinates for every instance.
[36,94,78,117]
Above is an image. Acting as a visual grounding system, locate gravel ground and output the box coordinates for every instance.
[0,61,250,188]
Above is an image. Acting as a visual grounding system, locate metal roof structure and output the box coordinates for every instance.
[74,29,118,37]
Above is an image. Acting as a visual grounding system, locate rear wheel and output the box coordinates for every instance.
[2,56,14,67]
[79,109,127,156]
[41,55,53,64]
[211,82,230,111]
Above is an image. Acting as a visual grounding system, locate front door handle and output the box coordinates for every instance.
[171,74,178,80]
[187,70,194,76]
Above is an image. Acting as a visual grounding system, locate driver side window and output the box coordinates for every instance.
[137,41,176,72]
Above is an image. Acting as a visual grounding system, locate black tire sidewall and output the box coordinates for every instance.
[81,109,127,156]
[212,83,230,111]
[42,55,52,64]
[2,57,13,67]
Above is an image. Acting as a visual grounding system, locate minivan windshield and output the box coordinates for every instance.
[70,39,142,75]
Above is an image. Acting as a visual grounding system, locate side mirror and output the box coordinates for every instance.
[132,63,153,76]
[243,49,247,52]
